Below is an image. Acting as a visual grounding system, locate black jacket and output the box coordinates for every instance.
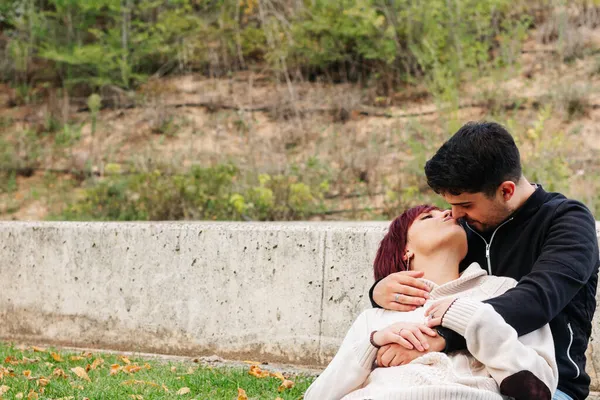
[370,186,599,400]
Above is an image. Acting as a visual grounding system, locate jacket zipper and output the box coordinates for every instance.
[465,217,514,275]
[567,322,581,379]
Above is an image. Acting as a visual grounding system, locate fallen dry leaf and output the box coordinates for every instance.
[162,384,169,392]
[69,383,84,390]
[118,355,131,365]
[144,363,151,370]
[69,356,83,361]
[4,356,19,365]
[0,386,9,395]
[130,395,143,400]
[50,352,63,362]
[22,357,39,364]
[176,387,190,395]
[15,393,23,399]
[71,367,91,382]
[31,346,46,353]
[22,370,31,378]
[26,390,38,400]
[53,368,67,378]
[37,377,50,387]
[54,397,74,400]
[243,360,263,365]
[110,364,121,375]
[123,364,142,374]
[237,388,248,400]
[269,371,285,381]
[278,379,295,392]
[170,366,177,373]
[275,398,283,400]
[89,358,104,370]
[248,365,269,378]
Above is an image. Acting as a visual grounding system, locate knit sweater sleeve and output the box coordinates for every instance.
[442,298,558,400]
[303,309,379,400]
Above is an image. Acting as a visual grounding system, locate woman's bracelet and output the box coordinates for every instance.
[370,331,381,348]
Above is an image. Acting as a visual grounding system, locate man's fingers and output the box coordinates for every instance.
[389,353,402,367]
[399,270,425,278]
[389,275,431,293]
[393,284,430,300]
[380,347,396,367]
[391,293,426,307]
[385,301,417,312]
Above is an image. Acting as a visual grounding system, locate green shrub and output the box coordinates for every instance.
[57,162,329,221]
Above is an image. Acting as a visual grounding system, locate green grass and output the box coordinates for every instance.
[0,342,315,399]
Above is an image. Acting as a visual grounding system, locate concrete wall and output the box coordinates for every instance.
[0,221,599,387]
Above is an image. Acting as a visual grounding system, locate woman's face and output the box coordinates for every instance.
[406,209,467,260]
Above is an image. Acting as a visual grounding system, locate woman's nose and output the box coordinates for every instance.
[443,210,452,219]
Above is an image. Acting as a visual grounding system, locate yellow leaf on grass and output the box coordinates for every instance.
[23,370,31,378]
[37,377,50,386]
[50,352,63,362]
[118,355,131,364]
[277,379,294,392]
[15,393,23,399]
[27,390,38,400]
[248,365,269,378]
[144,363,151,370]
[237,388,248,400]
[70,383,84,390]
[53,368,67,378]
[69,356,83,361]
[130,395,143,400]
[162,384,169,392]
[0,386,10,395]
[170,366,177,373]
[89,358,104,370]
[31,346,46,353]
[110,364,121,375]
[176,387,190,395]
[269,371,285,381]
[242,360,262,365]
[123,365,142,374]
[71,366,91,382]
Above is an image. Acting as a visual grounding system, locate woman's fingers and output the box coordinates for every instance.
[426,316,443,328]
[418,325,438,337]
[399,329,425,352]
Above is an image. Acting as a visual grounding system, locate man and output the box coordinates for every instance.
[370,121,599,400]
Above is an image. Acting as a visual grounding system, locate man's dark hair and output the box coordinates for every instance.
[424,121,522,197]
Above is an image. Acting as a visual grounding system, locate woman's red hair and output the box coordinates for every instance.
[373,205,439,281]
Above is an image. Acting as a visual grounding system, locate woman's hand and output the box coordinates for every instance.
[425,297,458,328]
[372,322,437,352]
[372,271,431,311]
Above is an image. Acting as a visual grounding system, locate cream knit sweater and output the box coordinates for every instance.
[304,263,558,400]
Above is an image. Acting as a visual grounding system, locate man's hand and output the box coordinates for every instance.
[425,297,458,328]
[376,335,446,367]
[373,271,431,311]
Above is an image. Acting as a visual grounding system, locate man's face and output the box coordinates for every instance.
[443,191,512,232]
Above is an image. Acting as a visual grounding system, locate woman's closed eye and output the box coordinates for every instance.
[420,214,433,220]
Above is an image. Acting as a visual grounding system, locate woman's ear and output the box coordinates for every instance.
[403,250,413,261]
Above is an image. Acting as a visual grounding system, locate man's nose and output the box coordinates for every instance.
[451,206,465,219]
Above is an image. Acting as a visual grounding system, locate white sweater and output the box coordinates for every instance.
[304,263,558,400]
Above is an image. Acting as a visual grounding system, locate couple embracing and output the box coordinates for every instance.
[305,122,599,400]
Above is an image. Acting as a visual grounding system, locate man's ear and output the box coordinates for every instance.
[498,181,516,202]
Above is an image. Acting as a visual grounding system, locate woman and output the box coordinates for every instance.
[304,205,558,400]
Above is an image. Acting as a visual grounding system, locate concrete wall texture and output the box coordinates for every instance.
[0,221,599,389]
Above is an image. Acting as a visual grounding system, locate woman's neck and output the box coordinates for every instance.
[411,252,462,286]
